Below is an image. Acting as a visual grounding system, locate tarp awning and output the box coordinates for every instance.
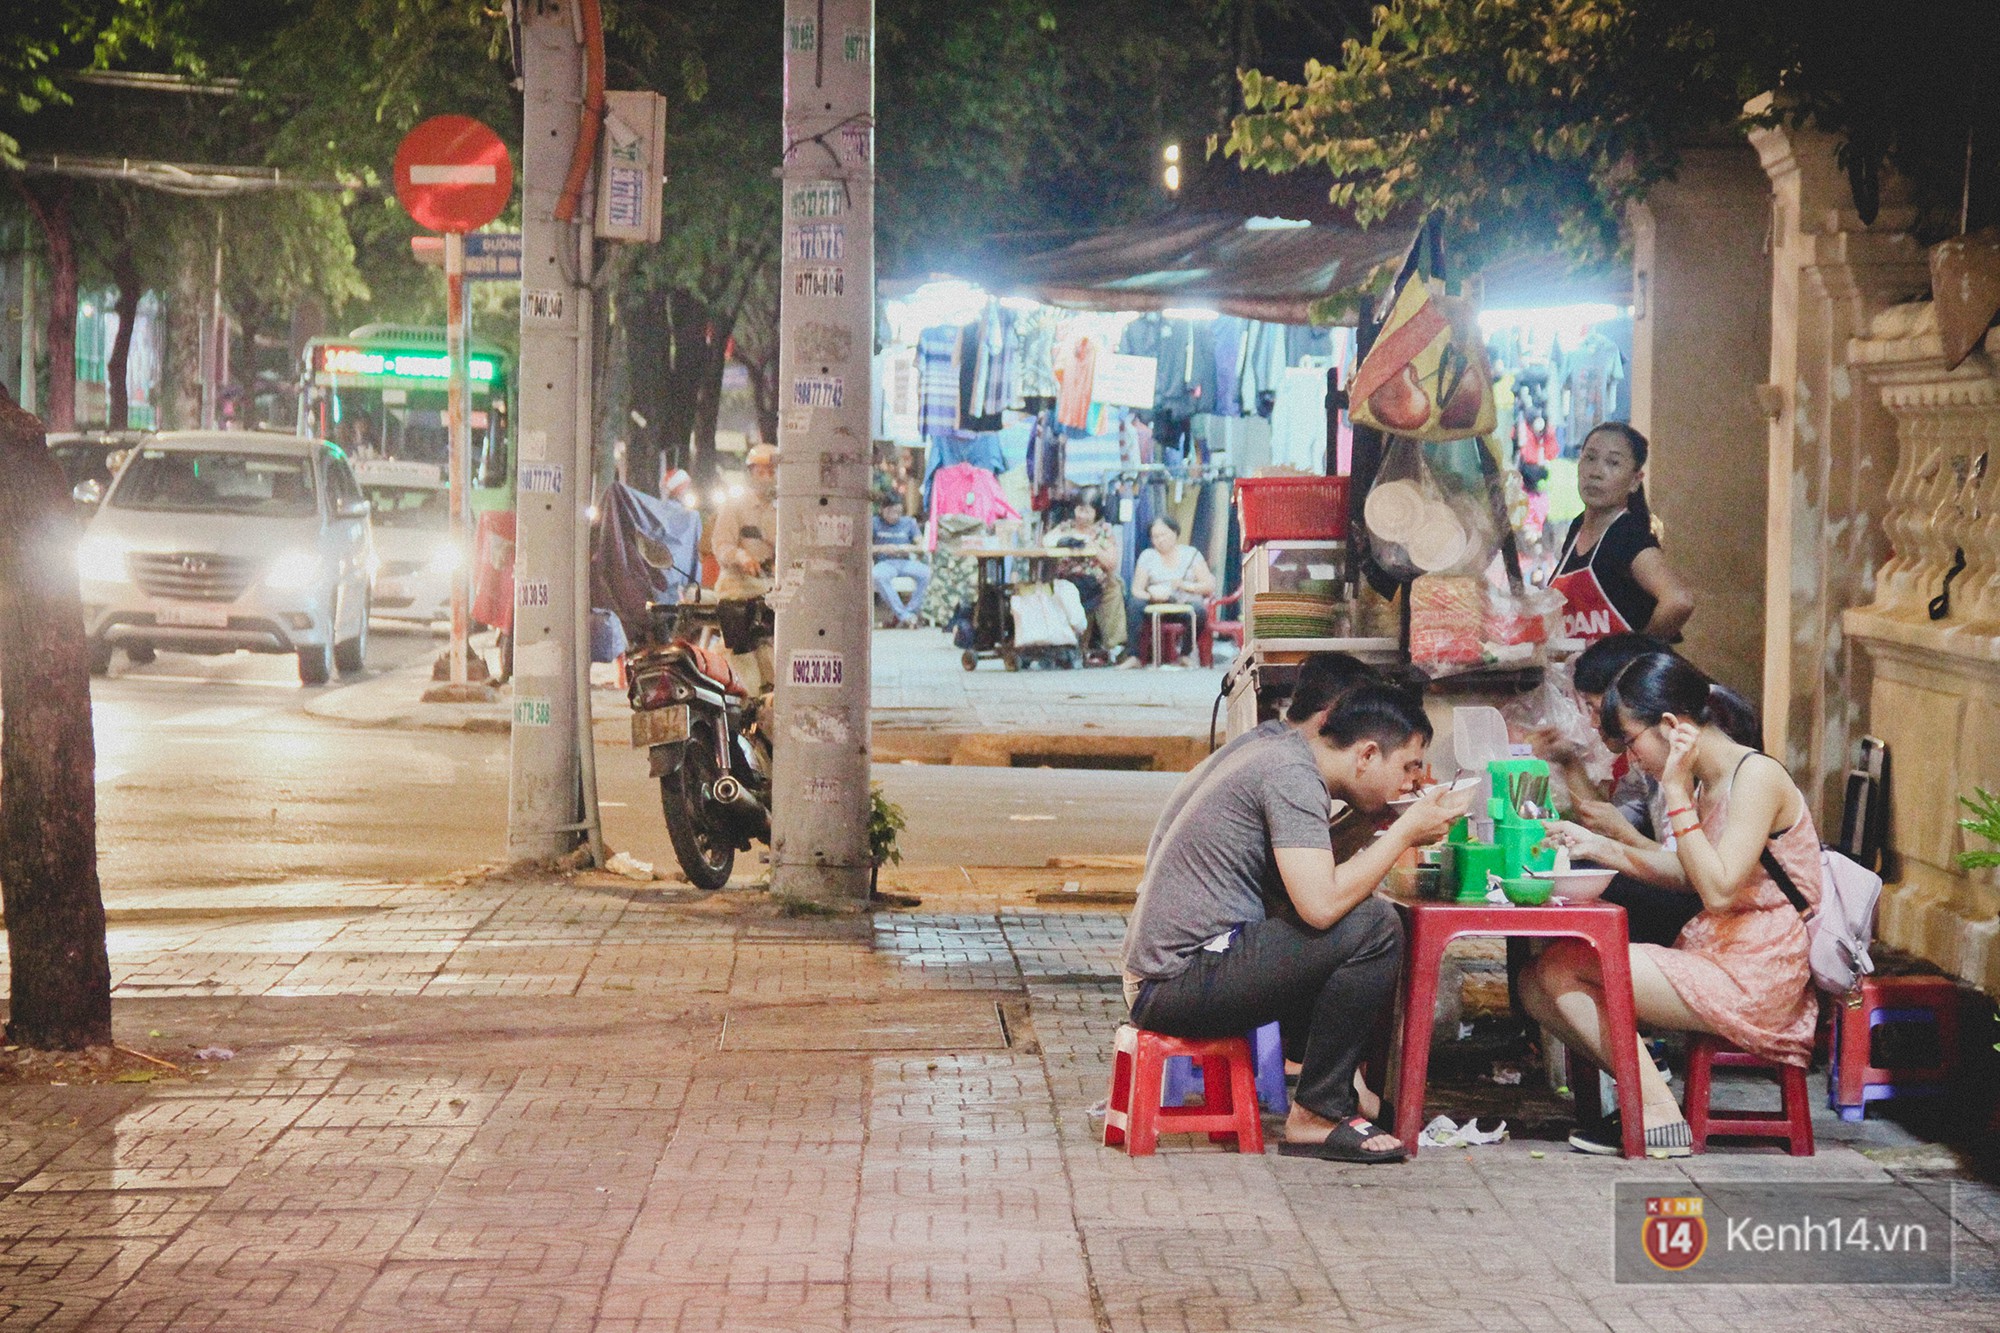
[992,213,1421,326]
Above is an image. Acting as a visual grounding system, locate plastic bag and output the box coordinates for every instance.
[1503,658,1616,793]
[1409,578,1564,680]
[1350,278,1496,441]
[1364,437,1499,582]
[1010,585,1079,648]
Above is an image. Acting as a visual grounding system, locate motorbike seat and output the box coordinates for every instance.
[687,641,748,697]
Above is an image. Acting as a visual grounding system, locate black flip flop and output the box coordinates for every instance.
[1278,1116,1409,1164]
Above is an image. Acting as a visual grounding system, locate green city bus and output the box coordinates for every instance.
[298,322,516,513]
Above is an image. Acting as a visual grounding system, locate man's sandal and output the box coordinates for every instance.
[1277,1116,1408,1164]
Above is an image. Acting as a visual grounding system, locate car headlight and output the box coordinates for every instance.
[427,540,464,575]
[263,548,324,590]
[77,535,131,583]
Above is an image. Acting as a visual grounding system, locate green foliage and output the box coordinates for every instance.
[869,785,907,870]
[0,0,174,165]
[1222,0,2000,264]
[1222,0,1769,267]
[1959,788,2000,871]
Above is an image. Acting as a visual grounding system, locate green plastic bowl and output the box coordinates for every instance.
[1502,877,1553,906]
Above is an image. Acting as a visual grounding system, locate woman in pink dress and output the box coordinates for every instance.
[1525,653,1821,1157]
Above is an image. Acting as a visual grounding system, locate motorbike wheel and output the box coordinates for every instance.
[660,726,736,891]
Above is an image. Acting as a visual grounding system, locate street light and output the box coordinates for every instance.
[1163,142,1181,193]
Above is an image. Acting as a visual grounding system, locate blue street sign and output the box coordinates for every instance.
[463,232,522,281]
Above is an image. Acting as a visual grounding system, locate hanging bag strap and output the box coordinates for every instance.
[1730,748,1811,919]
[1759,847,1813,919]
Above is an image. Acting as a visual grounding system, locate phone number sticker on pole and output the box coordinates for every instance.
[520,463,565,494]
[788,651,845,687]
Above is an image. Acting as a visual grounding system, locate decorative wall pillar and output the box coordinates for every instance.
[1628,145,1773,698]
[1749,118,1929,824]
[1846,307,2000,993]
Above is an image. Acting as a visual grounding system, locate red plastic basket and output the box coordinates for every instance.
[1235,476,1349,548]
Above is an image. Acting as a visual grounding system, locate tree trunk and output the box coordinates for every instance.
[691,311,735,474]
[161,231,206,429]
[106,240,142,431]
[0,384,112,1050]
[15,181,78,432]
[663,289,713,485]
[623,286,672,495]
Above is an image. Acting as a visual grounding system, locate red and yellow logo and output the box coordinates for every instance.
[1642,1196,1708,1272]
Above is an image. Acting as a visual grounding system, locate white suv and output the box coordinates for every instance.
[78,431,375,685]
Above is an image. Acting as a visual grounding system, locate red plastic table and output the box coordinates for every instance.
[1388,898,1647,1159]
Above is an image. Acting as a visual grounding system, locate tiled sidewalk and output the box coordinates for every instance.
[1,881,1994,1330]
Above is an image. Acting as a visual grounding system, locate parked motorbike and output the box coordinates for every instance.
[626,599,773,890]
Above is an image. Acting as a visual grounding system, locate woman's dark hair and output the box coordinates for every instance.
[1320,682,1434,751]
[1151,515,1181,537]
[1071,488,1102,519]
[1581,420,1653,531]
[1572,633,1672,696]
[1705,683,1764,750]
[1599,652,1710,744]
[1285,652,1379,723]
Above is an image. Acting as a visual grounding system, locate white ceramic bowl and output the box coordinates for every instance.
[1386,775,1482,812]
[1524,868,1618,901]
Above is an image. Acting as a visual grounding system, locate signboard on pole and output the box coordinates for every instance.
[596,91,666,243]
[394,115,511,701]
[394,116,514,234]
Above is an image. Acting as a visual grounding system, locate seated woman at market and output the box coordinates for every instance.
[1045,491,1126,664]
[1550,423,1696,644]
[1526,654,1822,1157]
[1123,517,1216,666]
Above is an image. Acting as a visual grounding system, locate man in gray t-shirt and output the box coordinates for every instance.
[1125,727,1333,978]
[1145,651,1378,864]
[1120,684,1468,1163]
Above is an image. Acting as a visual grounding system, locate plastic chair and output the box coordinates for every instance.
[1685,1035,1815,1155]
[1103,1025,1265,1156]
[1206,591,1242,658]
[1142,603,1197,666]
[1161,1020,1288,1114]
[1830,975,1960,1122]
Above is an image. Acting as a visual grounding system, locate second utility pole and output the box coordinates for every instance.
[508,0,602,865]
[770,0,876,905]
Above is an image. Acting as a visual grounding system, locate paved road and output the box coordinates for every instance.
[87,628,1176,900]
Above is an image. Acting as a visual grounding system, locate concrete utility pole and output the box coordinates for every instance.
[771,0,876,904]
[507,1,600,864]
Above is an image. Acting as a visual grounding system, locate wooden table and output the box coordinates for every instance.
[1386,897,1648,1159]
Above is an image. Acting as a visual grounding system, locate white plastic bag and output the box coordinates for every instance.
[1052,578,1089,635]
[1010,586,1079,648]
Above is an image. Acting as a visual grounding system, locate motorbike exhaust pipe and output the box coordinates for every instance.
[708,774,771,840]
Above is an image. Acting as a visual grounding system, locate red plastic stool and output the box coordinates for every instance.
[1831,975,1960,1122]
[1685,1035,1815,1155]
[1103,1024,1264,1156]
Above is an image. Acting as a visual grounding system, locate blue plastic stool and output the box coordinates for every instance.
[1162,1021,1288,1113]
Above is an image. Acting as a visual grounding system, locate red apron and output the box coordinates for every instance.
[1551,516,1635,644]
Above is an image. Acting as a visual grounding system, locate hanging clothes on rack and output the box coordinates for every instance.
[1055,333,1098,430]
[917,325,962,440]
[1268,360,1332,472]
[969,300,1017,420]
[1211,317,1247,417]
[958,320,1003,432]
[925,461,1020,551]
[1237,320,1288,417]
[1013,307,1061,403]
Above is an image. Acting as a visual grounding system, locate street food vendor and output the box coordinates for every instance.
[1550,423,1694,643]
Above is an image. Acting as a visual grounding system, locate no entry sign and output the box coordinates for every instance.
[394,115,513,233]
